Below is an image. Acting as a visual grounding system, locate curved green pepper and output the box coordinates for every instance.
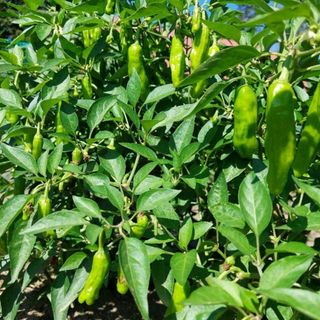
[170,34,185,88]
[293,83,320,177]
[265,79,296,195]
[190,18,210,98]
[233,84,258,159]
[128,41,149,100]
[78,235,110,305]
[131,213,149,239]
[105,0,115,14]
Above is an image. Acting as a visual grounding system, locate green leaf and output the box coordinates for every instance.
[73,196,101,219]
[120,143,158,161]
[21,210,88,234]
[136,189,181,212]
[1,143,38,175]
[210,203,245,229]
[127,69,141,107]
[260,288,320,320]
[208,173,228,208]
[170,117,195,154]
[119,238,150,320]
[134,175,163,195]
[178,46,260,87]
[0,195,31,238]
[273,242,317,255]
[0,88,22,108]
[144,84,175,104]
[99,149,126,184]
[193,222,213,240]
[239,172,272,236]
[8,219,36,283]
[242,3,312,27]
[293,177,320,207]
[219,225,256,255]
[170,250,197,286]
[259,255,313,289]
[47,143,63,174]
[59,252,87,271]
[87,95,117,132]
[204,21,241,42]
[178,218,193,250]
[38,149,49,177]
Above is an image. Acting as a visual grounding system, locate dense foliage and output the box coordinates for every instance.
[0,0,320,319]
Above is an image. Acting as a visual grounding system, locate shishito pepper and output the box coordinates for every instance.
[5,111,18,124]
[105,0,115,14]
[128,41,149,100]
[56,104,66,145]
[190,14,210,98]
[78,233,110,305]
[191,2,201,34]
[233,84,258,159]
[293,83,320,177]
[169,34,185,87]
[265,78,296,195]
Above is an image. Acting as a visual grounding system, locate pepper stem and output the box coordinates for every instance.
[279,55,293,82]
[98,230,105,250]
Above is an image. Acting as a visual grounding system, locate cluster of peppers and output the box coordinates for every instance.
[232,67,320,195]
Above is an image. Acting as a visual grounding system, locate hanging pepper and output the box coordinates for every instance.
[78,233,110,305]
[105,0,115,14]
[233,84,258,159]
[56,103,66,145]
[190,14,210,98]
[32,123,43,160]
[82,75,93,99]
[293,83,320,177]
[82,30,91,48]
[131,213,149,239]
[265,73,296,195]
[128,41,149,100]
[170,34,185,88]
[191,2,201,34]
[119,24,129,56]
[116,266,129,295]
[72,146,82,165]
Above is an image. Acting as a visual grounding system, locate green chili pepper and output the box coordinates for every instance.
[78,233,110,305]
[293,83,320,177]
[190,17,210,98]
[119,24,129,56]
[192,3,201,34]
[131,213,149,239]
[32,123,43,160]
[82,75,93,99]
[170,34,185,88]
[5,111,18,125]
[105,0,115,14]
[116,266,129,295]
[128,41,149,100]
[72,146,82,165]
[166,281,190,316]
[233,84,258,159]
[56,104,66,145]
[265,79,296,195]
[83,30,91,48]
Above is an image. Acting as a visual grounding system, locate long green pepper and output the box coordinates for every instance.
[78,233,110,305]
[265,79,296,195]
[169,35,185,87]
[32,123,43,160]
[293,83,320,177]
[233,84,258,159]
[128,41,149,100]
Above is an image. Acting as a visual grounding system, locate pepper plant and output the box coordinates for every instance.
[1,1,320,320]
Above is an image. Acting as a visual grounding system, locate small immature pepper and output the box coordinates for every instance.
[5,111,18,125]
[116,266,129,295]
[128,41,149,100]
[32,123,43,160]
[131,213,149,239]
[191,2,201,33]
[105,0,115,14]
[72,146,82,165]
[233,84,258,159]
[78,233,111,305]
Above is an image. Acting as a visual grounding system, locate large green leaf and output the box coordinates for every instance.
[119,238,150,320]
